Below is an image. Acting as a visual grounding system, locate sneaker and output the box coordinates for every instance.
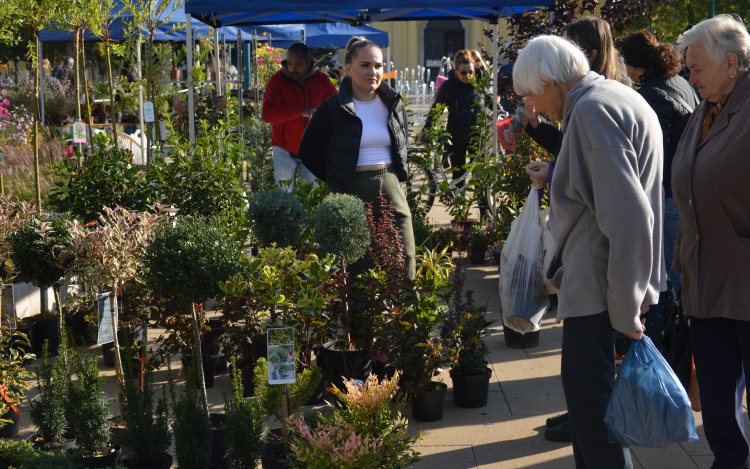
[545,412,569,428]
[544,420,571,443]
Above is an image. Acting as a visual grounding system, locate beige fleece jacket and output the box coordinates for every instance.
[546,72,667,334]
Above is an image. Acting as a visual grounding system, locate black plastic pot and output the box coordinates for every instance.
[231,362,256,397]
[252,334,268,361]
[322,341,373,391]
[33,316,59,356]
[411,382,447,422]
[181,355,217,389]
[503,324,540,349]
[108,416,130,451]
[450,367,492,408]
[68,314,92,345]
[69,444,121,468]
[470,248,486,265]
[210,412,228,469]
[0,407,20,437]
[261,443,289,469]
[451,219,477,231]
[25,431,77,452]
[305,373,327,405]
[119,453,173,469]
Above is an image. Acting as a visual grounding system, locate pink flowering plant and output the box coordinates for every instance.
[256,46,284,88]
[0,100,32,147]
[287,372,421,468]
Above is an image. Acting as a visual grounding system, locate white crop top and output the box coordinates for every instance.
[353,96,393,166]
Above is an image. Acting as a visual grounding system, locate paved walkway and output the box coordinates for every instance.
[10,200,748,468]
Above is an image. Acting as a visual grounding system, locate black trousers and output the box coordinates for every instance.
[561,311,633,469]
[691,317,750,469]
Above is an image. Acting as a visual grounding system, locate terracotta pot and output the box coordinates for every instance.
[170,69,181,81]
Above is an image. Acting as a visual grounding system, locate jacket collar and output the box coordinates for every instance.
[699,72,750,148]
[280,60,316,84]
[561,71,602,134]
[637,67,661,87]
[338,77,401,116]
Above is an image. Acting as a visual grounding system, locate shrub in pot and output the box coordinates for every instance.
[288,372,421,468]
[16,452,79,469]
[217,296,268,397]
[253,357,321,429]
[0,326,36,437]
[143,215,241,415]
[66,347,120,466]
[28,341,75,451]
[168,362,212,469]
[117,354,172,469]
[0,438,43,467]
[246,189,305,249]
[224,358,267,469]
[469,223,490,264]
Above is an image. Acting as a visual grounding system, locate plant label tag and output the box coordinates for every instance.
[97,293,118,345]
[0,148,4,173]
[267,327,296,385]
[144,101,155,122]
[73,120,86,143]
[159,120,167,140]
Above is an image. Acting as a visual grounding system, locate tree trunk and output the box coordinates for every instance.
[105,43,119,144]
[74,28,82,157]
[109,289,125,420]
[190,302,209,418]
[80,39,95,150]
[53,286,67,362]
[147,36,155,165]
[33,31,41,214]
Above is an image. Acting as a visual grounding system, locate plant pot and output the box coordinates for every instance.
[181,355,217,388]
[231,362,256,397]
[115,111,123,123]
[170,69,181,81]
[215,355,228,374]
[470,248,486,264]
[450,367,492,408]
[411,382,447,422]
[101,113,110,124]
[108,416,131,453]
[119,453,173,469]
[252,333,268,362]
[69,314,92,345]
[103,342,142,373]
[210,412,228,469]
[0,407,21,437]
[69,444,121,468]
[322,341,373,391]
[260,443,288,469]
[51,117,66,126]
[503,324,540,349]
[33,315,59,356]
[304,372,327,405]
[26,431,77,452]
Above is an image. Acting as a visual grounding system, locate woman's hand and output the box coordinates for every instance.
[525,161,549,190]
[623,313,647,341]
[417,131,428,143]
[523,97,541,129]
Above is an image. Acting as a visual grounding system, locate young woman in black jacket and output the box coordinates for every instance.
[618,31,700,297]
[298,37,415,279]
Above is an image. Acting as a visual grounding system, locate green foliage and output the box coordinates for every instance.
[7,214,72,289]
[168,361,212,469]
[0,326,36,428]
[143,215,241,303]
[470,223,491,251]
[47,133,158,223]
[244,113,275,192]
[118,354,172,465]
[247,189,305,248]
[224,358,267,469]
[253,357,322,424]
[311,194,370,269]
[67,347,111,454]
[16,452,79,469]
[411,213,437,249]
[0,432,42,465]
[291,180,328,256]
[28,342,68,443]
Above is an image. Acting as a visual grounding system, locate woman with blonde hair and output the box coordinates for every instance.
[470,49,486,75]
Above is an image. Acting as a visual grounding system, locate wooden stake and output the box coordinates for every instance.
[281,383,289,445]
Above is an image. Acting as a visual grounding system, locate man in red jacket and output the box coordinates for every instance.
[262,43,337,190]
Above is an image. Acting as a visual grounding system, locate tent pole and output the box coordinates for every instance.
[137,38,146,166]
[39,41,45,126]
[238,28,244,175]
[387,44,391,86]
[187,14,196,144]
[492,22,499,153]
[214,27,222,96]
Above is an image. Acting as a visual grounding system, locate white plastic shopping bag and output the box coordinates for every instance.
[499,186,550,333]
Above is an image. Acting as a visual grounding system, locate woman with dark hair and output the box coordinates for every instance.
[298,36,415,279]
[418,50,485,193]
[618,31,699,300]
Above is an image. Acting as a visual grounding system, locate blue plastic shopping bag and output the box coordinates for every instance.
[604,335,698,448]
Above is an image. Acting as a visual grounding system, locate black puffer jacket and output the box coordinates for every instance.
[424,69,484,144]
[636,68,700,199]
[298,77,409,191]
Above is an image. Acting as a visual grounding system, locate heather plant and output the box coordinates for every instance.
[288,372,421,469]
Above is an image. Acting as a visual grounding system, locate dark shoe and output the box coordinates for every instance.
[544,420,571,442]
[545,412,569,428]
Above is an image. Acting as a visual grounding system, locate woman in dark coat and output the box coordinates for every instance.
[618,31,700,299]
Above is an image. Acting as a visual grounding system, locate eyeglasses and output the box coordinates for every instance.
[458,70,475,76]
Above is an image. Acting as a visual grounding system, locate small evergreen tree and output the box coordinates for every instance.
[224,358,267,469]
[28,341,68,443]
[246,189,305,248]
[168,360,212,469]
[67,348,111,455]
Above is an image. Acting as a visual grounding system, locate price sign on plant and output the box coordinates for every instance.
[267,327,295,385]
[144,101,155,123]
[73,120,86,143]
[96,293,118,345]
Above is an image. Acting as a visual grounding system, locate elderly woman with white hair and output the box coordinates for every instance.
[513,35,665,468]
[671,15,750,469]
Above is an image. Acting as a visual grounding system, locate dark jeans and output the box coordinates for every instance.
[329,166,416,280]
[562,311,633,469]
[691,317,750,469]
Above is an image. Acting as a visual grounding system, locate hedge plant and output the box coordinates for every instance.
[246,189,305,248]
[67,348,111,455]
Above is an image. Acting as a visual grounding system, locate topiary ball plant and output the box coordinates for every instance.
[7,214,72,293]
[246,189,305,248]
[311,194,369,270]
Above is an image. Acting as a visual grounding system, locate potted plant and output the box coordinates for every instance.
[168,362,213,469]
[0,326,36,438]
[66,347,120,467]
[0,439,43,467]
[489,242,503,271]
[114,352,172,469]
[310,194,370,388]
[224,358,267,469]
[15,452,79,469]
[246,189,305,249]
[168,45,186,81]
[27,341,76,452]
[287,372,422,468]
[143,215,241,414]
[469,223,490,264]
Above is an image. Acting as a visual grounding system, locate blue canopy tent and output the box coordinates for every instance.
[243,23,389,48]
